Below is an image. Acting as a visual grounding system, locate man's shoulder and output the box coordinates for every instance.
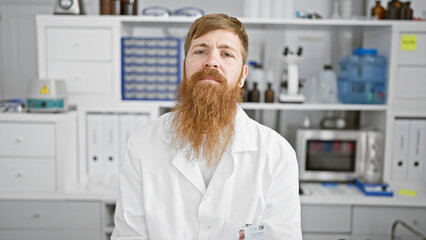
[131,112,172,142]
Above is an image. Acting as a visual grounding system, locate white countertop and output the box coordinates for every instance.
[1,181,425,208]
[300,181,426,207]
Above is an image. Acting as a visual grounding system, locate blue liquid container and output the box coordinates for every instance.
[337,48,387,104]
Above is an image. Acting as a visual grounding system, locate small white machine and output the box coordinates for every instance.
[279,47,305,103]
[26,79,68,113]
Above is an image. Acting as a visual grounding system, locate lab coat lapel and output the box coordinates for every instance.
[160,115,207,194]
[171,150,207,194]
[205,107,257,195]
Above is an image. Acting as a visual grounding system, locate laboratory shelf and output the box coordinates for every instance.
[240,102,388,111]
[152,101,388,111]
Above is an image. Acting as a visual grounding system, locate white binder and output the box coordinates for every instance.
[136,114,150,131]
[87,114,104,175]
[103,114,120,175]
[119,114,137,163]
[407,120,425,181]
[392,119,410,181]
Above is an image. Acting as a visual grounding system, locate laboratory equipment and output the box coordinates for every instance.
[279,47,305,103]
[26,79,68,112]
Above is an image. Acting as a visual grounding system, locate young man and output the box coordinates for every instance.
[112,13,302,240]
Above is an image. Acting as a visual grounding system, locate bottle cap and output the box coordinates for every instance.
[324,64,333,70]
[354,48,378,56]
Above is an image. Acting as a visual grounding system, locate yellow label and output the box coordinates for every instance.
[40,85,50,95]
[400,35,417,51]
[398,189,417,197]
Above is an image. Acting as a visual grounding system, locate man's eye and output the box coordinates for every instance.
[195,50,205,55]
[222,52,233,57]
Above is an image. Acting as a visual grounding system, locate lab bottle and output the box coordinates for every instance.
[319,64,338,103]
[249,82,260,102]
[338,48,387,104]
[401,1,413,20]
[371,1,385,20]
[265,82,274,103]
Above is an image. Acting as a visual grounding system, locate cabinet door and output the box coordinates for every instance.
[0,158,55,192]
[301,204,352,233]
[398,33,426,65]
[0,229,101,240]
[352,206,426,237]
[0,200,101,230]
[0,122,55,157]
[0,2,53,99]
[303,233,351,240]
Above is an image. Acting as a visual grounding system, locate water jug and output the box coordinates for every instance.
[337,48,387,104]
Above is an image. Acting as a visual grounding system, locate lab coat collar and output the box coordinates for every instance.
[161,105,257,194]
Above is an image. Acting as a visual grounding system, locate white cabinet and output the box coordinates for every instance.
[301,204,351,234]
[37,16,120,98]
[352,206,426,239]
[0,200,102,240]
[0,112,78,193]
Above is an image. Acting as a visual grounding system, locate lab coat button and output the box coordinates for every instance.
[201,224,211,232]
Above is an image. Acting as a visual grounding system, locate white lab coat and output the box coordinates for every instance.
[111,107,302,240]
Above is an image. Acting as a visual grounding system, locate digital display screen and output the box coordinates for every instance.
[306,140,356,172]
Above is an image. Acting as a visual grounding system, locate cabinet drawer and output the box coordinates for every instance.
[352,206,426,235]
[0,123,54,157]
[0,229,101,240]
[398,33,426,65]
[0,201,101,229]
[303,233,351,240]
[47,27,112,61]
[301,204,351,233]
[0,158,55,192]
[47,61,112,94]
[396,66,426,100]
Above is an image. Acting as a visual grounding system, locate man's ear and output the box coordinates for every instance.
[239,64,248,88]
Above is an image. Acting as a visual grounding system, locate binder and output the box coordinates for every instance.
[87,114,104,175]
[392,119,410,181]
[103,114,120,175]
[119,114,137,163]
[407,120,426,181]
[136,114,150,131]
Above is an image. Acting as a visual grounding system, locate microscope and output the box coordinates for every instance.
[279,47,305,103]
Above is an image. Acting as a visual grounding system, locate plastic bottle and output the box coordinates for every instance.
[338,48,386,104]
[319,64,338,103]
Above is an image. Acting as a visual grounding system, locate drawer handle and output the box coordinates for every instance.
[16,171,24,178]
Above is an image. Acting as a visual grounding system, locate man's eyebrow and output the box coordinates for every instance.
[218,44,237,53]
[191,43,209,49]
[191,43,237,53]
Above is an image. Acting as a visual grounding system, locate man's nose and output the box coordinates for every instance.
[203,53,219,69]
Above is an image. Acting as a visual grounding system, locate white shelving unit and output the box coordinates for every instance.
[32,15,426,240]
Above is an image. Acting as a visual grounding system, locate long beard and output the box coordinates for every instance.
[171,68,243,167]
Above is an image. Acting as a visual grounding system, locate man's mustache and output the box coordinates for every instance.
[189,68,226,84]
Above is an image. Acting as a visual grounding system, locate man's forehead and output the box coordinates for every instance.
[191,29,240,48]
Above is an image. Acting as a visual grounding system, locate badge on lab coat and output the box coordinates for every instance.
[233,224,265,240]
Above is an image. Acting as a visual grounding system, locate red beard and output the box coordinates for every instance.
[171,68,243,166]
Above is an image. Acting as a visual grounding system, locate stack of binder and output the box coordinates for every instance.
[86,112,150,176]
[392,119,426,181]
